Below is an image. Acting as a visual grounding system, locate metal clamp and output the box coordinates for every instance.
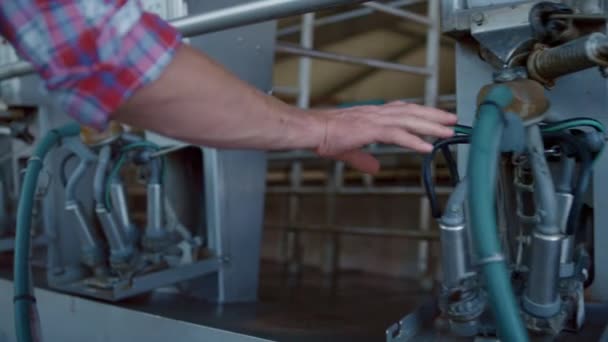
[476,253,505,266]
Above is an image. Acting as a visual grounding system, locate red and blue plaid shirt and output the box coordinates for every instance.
[0,0,182,129]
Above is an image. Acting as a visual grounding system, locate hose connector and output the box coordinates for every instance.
[527,33,608,86]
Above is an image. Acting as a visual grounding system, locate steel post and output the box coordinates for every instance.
[416,0,440,285]
[297,13,315,109]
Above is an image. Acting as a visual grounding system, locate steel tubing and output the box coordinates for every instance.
[275,42,431,76]
[265,222,440,240]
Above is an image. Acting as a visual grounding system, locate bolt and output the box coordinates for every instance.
[472,12,485,26]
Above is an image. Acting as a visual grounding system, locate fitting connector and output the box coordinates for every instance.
[477,80,548,125]
[523,232,564,318]
[527,33,608,86]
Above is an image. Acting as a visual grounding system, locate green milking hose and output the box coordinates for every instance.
[14,123,81,342]
[467,85,529,342]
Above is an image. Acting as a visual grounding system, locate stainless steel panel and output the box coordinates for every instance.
[0,279,270,342]
[182,0,275,303]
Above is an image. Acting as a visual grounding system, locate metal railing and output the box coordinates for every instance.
[268,0,445,284]
[0,0,371,82]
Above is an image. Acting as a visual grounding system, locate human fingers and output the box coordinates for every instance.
[375,113,454,138]
[385,101,457,125]
[376,127,433,153]
[335,150,380,174]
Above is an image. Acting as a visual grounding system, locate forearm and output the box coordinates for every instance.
[114,44,325,150]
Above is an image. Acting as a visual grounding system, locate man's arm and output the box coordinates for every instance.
[0,1,456,174]
[114,44,456,173]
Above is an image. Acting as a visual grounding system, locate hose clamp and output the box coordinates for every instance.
[13,294,36,303]
[27,156,42,164]
[476,253,505,266]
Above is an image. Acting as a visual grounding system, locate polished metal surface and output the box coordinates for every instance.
[469,2,535,65]
[109,182,134,237]
[439,222,471,287]
[0,278,267,342]
[145,183,165,239]
[182,0,276,302]
[96,207,132,260]
[64,202,100,253]
[523,232,563,317]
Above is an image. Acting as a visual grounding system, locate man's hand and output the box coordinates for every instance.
[114,44,456,173]
[312,102,457,174]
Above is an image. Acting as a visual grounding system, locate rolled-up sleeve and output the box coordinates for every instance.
[0,0,182,129]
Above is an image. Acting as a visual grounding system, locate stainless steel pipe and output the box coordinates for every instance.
[110,182,137,241]
[275,43,431,76]
[145,183,166,239]
[523,126,563,318]
[172,0,367,37]
[0,0,367,81]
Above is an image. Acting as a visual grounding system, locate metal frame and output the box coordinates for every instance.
[267,0,446,284]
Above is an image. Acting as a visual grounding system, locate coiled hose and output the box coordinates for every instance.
[468,85,529,342]
[14,123,81,342]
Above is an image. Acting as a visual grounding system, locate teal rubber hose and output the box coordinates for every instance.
[14,123,81,342]
[467,85,529,342]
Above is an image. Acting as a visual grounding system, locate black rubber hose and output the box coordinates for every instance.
[441,145,460,186]
[423,136,471,218]
[543,132,593,236]
[580,204,595,288]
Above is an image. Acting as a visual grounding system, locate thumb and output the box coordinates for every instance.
[336,150,380,174]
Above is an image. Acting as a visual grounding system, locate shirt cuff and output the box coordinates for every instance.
[54,11,182,130]
[0,1,182,130]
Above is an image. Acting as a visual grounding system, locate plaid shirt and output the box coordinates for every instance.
[0,0,182,129]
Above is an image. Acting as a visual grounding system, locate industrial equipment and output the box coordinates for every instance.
[2,0,608,341]
[388,1,608,341]
[0,113,40,253]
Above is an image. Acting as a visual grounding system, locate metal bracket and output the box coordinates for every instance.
[470,2,536,66]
